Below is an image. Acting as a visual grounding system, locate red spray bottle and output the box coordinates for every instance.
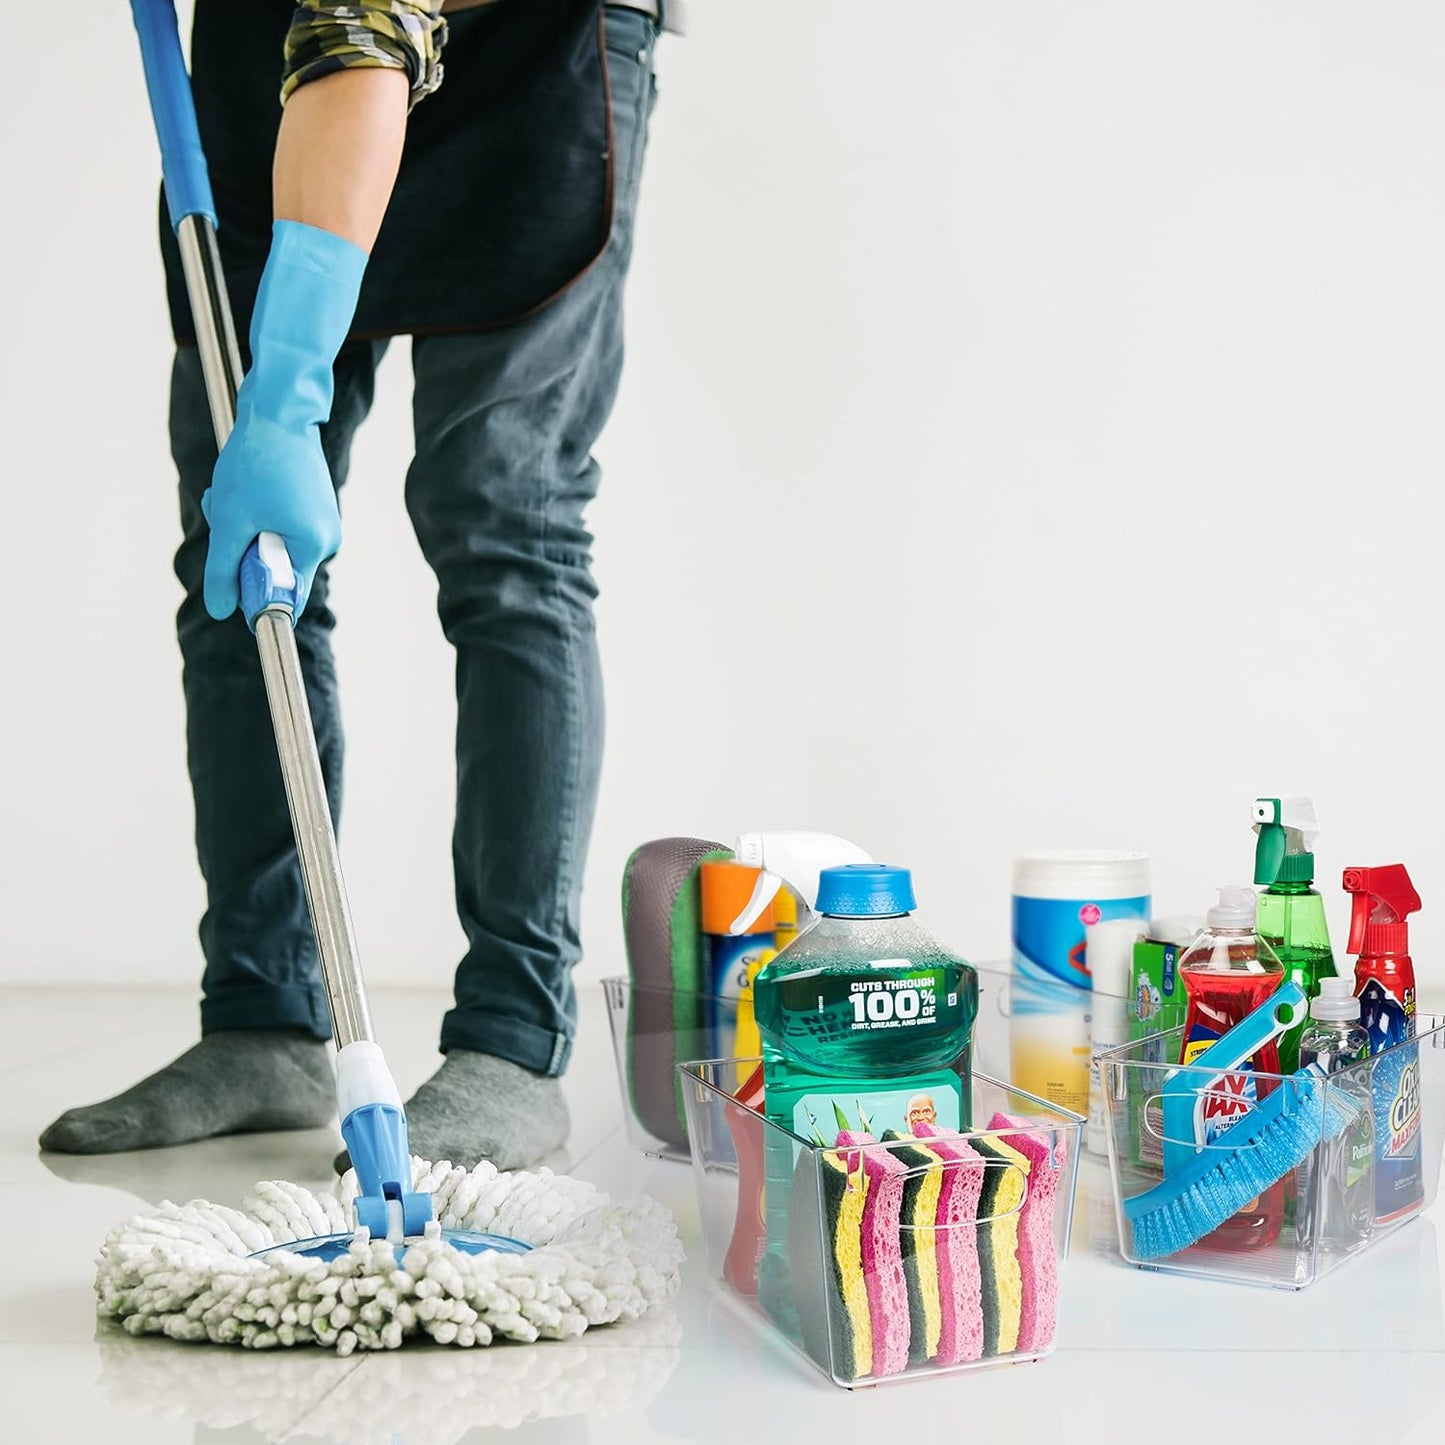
[1343,865,1425,1224]
[1344,865,1420,1051]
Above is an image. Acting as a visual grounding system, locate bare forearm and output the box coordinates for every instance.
[273,68,410,253]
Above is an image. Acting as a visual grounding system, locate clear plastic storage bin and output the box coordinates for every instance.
[603,977,738,1158]
[678,1058,1084,1389]
[604,966,1063,1159]
[1100,1011,1445,1288]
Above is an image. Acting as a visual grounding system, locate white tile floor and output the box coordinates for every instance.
[5,981,1445,1443]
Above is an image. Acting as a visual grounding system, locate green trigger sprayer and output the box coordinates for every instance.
[1252,796,1338,1074]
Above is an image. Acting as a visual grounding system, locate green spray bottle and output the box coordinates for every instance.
[1252,796,1337,1075]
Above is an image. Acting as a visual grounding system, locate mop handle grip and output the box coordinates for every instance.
[241,534,304,628]
[130,0,216,231]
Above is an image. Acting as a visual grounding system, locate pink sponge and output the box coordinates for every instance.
[988,1113,1065,1351]
[836,1132,911,1378]
[913,1124,986,1365]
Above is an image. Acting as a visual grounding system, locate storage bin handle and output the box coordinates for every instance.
[1141,1078,1312,1151]
[892,1157,1030,1230]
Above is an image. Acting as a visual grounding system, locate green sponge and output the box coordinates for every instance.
[620,838,730,1147]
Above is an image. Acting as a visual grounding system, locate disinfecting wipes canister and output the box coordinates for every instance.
[1012,851,1151,991]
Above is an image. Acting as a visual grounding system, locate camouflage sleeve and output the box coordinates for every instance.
[282,3,449,107]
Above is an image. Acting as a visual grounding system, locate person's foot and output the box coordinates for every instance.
[334,1050,569,1175]
[39,1032,334,1154]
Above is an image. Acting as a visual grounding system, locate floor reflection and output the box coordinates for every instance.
[39,1131,573,1212]
[97,1306,683,1444]
[39,1128,341,1210]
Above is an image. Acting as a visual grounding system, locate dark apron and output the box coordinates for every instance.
[161,0,613,343]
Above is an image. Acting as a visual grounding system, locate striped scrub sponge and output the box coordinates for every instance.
[790,1143,872,1382]
[836,1132,911,1378]
[988,1113,1066,1351]
[880,1131,946,1363]
[971,1133,1029,1355]
[912,1124,986,1365]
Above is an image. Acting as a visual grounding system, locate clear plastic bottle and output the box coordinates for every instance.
[1178,886,1286,1251]
[1298,978,1370,1073]
[1296,977,1372,1254]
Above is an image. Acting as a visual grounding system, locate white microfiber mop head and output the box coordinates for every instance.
[95,1157,684,1354]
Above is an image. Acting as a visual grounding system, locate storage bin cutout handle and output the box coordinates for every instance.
[892,1156,1031,1230]
[1142,1071,1318,1153]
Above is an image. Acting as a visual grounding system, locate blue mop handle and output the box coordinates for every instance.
[336,1043,434,1241]
[241,535,305,629]
[128,6,298,628]
[129,0,216,231]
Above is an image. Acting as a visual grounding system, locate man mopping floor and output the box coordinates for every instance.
[41,0,671,1172]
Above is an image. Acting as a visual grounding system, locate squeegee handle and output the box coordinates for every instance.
[130,0,215,231]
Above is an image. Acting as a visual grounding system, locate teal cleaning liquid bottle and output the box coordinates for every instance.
[1252,797,1337,1076]
[735,840,978,1332]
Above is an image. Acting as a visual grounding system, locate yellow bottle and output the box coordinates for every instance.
[735,889,797,1085]
[734,948,776,1087]
[772,886,799,954]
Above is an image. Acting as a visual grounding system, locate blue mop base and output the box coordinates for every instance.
[251,1228,532,1264]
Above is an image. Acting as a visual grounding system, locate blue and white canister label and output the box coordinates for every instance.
[1012,894,1151,991]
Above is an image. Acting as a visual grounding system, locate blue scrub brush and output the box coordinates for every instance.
[1160,981,1308,1176]
[1124,1059,1363,1261]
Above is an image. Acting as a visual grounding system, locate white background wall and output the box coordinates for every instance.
[3,2,1443,1004]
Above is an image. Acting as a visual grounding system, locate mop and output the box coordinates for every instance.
[97,0,683,1352]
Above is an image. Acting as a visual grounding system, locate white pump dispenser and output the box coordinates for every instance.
[728,831,874,936]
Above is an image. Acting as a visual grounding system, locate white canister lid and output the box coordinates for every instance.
[1012,850,1151,902]
[1085,918,1145,997]
[1148,915,1204,946]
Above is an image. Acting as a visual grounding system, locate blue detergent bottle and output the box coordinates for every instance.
[730,834,978,1332]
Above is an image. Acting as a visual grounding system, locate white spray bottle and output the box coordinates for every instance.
[729,830,875,937]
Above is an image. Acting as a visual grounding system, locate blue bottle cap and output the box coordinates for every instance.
[815,864,917,917]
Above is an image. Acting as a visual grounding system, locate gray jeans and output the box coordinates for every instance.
[169,7,657,1076]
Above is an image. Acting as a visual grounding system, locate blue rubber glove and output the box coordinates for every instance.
[201,220,368,621]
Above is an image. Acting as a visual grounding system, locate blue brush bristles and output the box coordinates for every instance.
[1124,1071,1361,1261]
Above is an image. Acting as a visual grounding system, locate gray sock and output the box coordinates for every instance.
[39,1031,335,1155]
[334,1050,570,1175]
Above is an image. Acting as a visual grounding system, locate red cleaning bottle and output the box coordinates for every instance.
[1344,865,1420,1051]
[1178,886,1287,1251]
[1343,865,1424,1224]
[723,1063,769,1295]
